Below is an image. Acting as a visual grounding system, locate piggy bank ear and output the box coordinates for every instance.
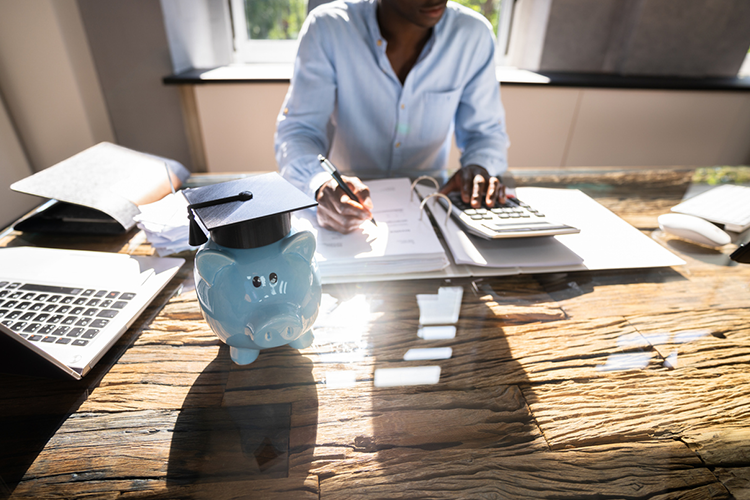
[281,230,316,264]
[196,250,235,284]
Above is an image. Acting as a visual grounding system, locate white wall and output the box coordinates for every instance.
[0,96,39,229]
[189,82,750,173]
[0,0,113,172]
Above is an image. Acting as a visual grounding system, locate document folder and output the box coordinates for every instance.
[11,142,189,235]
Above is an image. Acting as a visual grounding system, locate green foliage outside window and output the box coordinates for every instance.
[244,0,307,40]
[452,0,500,34]
[244,0,500,41]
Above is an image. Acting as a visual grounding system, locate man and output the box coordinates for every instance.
[275,0,509,233]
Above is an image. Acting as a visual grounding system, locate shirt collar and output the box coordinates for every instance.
[364,0,448,56]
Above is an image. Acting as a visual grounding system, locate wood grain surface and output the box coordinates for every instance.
[2,169,749,499]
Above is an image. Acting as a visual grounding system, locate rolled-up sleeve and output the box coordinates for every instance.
[454,31,509,178]
[275,16,337,197]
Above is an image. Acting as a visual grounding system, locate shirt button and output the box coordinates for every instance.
[377,39,383,47]
[283,107,289,114]
[401,104,405,109]
[395,142,401,148]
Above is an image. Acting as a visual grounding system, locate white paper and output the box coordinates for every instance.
[293,178,449,280]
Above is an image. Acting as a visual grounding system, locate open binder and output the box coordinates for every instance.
[296,176,685,284]
[292,177,450,283]
[11,142,190,235]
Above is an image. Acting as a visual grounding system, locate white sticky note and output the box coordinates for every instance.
[403,347,453,361]
[325,370,357,389]
[373,366,441,387]
[417,325,457,340]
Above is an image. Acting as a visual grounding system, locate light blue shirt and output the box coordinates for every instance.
[275,0,509,198]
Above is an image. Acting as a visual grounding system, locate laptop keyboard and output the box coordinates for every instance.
[0,281,135,347]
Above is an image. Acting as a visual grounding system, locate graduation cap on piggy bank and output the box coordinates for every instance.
[182,173,322,365]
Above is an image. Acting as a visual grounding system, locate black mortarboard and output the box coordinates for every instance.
[183,172,317,248]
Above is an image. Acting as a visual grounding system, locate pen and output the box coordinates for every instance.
[318,154,377,227]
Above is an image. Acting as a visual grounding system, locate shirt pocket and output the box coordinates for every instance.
[418,88,462,142]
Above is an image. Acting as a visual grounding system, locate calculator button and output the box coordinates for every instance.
[90,319,109,328]
[120,293,136,301]
[27,334,42,342]
[56,338,71,344]
[41,336,56,343]
[72,339,89,346]
[112,301,128,309]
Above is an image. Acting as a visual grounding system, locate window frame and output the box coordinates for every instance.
[229,0,303,64]
[229,0,508,65]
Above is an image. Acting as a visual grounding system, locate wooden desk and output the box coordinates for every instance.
[2,169,749,499]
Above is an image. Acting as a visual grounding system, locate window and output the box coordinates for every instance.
[230,0,309,63]
[230,0,504,64]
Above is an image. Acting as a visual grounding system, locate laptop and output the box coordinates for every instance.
[0,246,184,380]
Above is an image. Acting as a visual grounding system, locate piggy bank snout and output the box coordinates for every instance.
[245,304,304,348]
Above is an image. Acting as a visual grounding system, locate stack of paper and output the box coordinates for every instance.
[134,192,192,256]
[293,178,449,283]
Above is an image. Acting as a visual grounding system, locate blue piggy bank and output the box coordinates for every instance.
[194,229,321,365]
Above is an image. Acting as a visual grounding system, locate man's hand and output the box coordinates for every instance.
[316,175,374,233]
[439,164,505,208]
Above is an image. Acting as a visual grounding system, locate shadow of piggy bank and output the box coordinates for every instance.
[195,230,321,364]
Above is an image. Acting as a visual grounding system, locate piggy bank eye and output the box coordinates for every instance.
[269,273,278,284]
[252,276,262,288]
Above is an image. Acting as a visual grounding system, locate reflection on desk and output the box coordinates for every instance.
[1,168,750,499]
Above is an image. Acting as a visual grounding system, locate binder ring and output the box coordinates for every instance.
[410,176,439,202]
[420,192,452,226]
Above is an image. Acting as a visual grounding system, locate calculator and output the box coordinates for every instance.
[438,192,580,240]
